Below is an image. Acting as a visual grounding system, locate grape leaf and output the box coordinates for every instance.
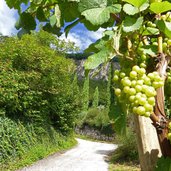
[64,19,80,37]
[111,100,127,135]
[5,0,28,9]
[123,16,143,32]
[16,12,36,30]
[36,7,47,22]
[84,48,114,69]
[85,36,109,53]
[123,4,139,15]
[123,3,149,15]
[55,4,61,28]
[157,20,171,38]
[139,2,149,11]
[142,27,159,36]
[150,1,171,14]
[84,49,108,70]
[141,45,158,56]
[15,18,22,30]
[122,0,147,8]
[43,23,61,36]
[78,0,107,13]
[81,5,121,25]
[59,2,80,22]
[50,15,57,27]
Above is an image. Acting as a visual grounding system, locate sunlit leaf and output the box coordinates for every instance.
[150,1,171,14]
[81,5,121,25]
[50,15,57,27]
[157,20,171,38]
[123,16,143,32]
[122,0,147,8]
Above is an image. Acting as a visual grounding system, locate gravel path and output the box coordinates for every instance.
[18,138,117,171]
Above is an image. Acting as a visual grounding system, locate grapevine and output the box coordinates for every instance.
[168,122,171,142]
[113,65,164,117]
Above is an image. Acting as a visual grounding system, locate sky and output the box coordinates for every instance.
[0,0,104,51]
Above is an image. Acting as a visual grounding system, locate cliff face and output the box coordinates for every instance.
[75,59,120,80]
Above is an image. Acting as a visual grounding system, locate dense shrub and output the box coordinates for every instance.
[0,117,36,162]
[111,130,139,163]
[0,32,80,163]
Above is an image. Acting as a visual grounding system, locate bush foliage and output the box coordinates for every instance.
[0,31,80,163]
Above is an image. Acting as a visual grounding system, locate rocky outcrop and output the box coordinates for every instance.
[75,125,115,142]
[75,60,120,80]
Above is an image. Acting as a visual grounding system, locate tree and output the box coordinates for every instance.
[92,86,99,108]
[5,0,171,169]
[82,76,89,111]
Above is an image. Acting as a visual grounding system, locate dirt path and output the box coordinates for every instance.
[18,138,117,171]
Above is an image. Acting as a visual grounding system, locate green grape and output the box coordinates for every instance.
[113,64,164,118]
[144,112,151,117]
[129,95,135,102]
[115,88,121,96]
[167,39,171,46]
[131,80,137,87]
[135,93,142,100]
[140,63,146,68]
[138,68,146,76]
[136,80,144,86]
[114,70,120,75]
[143,76,151,85]
[167,133,171,141]
[145,87,156,97]
[141,54,147,61]
[113,75,119,82]
[148,97,155,105]
[122,79,132,87]
[138,97,147,105]
[135,85,142,92]
[132,65,140,72]
[128,88,136,95]
[130,71,137,78]
[123,86,130,93]
[136,106,146,115]
[169,122,171,130]
[144,103,153,112]
[120,72,126,78]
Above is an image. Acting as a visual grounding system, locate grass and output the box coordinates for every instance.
[0,137,77,171]
[109,163,140,171]
[108,129,140,171]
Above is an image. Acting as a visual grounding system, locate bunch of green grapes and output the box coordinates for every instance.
[113,65,164,117]
[165,71,171,118]
[167,122,171,142]
[167,72,171,82]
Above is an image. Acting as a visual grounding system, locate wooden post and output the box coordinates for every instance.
[134,115,162,171]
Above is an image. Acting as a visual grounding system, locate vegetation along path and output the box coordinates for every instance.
[18,138,117,171]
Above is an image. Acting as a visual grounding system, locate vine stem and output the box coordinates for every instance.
[158,35,163,54]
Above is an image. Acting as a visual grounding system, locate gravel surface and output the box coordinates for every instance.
[18,138,117,171]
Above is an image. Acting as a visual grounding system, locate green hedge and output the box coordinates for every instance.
[0,32,80,163]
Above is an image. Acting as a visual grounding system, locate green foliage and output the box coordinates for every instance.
[155,157,171,171]
[150,1,171,14]
[82,76,90,111]
[0,128,76,171]
[111,130,139,163]
[0,31,81,164]
[92,87,99,108]
[0,117,36,162]
[106,63,112,111]
[83,107,110,129]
